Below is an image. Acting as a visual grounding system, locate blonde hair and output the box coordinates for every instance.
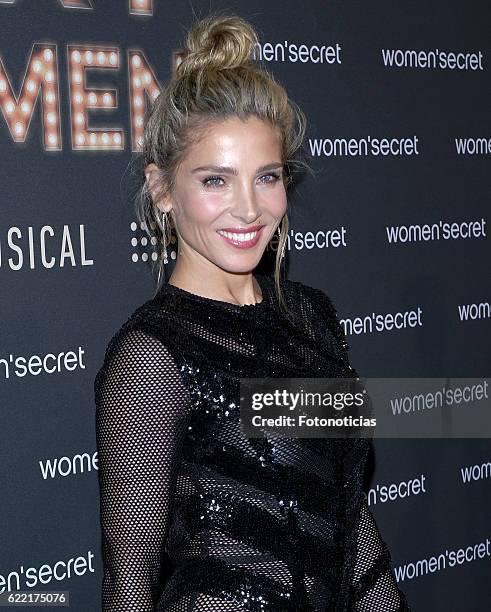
[135,10,313,312]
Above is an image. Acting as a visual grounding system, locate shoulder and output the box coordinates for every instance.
[278,277,348,347]
[278,276,342,319]
[100,295,161,351]
[103,284,185,351]
[94,294,177,393]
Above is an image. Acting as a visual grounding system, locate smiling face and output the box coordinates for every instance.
[146,114,287,278]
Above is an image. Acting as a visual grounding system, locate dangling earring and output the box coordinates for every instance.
[161,211,168,263]
[277,221,286,260]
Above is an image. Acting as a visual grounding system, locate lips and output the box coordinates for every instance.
[217,226,264,249]
[219,225,264,233]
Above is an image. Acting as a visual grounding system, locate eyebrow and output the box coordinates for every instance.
[191,162,283,175]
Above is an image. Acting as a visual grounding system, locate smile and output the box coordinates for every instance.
[217,227,264,248]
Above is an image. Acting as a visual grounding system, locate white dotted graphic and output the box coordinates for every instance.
[130,220,176,265]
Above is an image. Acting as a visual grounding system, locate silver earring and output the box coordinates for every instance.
[162,211,168,263]
[277,223,286,260]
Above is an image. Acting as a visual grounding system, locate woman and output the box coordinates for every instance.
[94,12,411,612]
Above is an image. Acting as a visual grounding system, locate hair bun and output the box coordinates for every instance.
[178,13,259,75]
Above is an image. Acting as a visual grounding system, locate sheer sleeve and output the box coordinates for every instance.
[94,327,191,611]
[349,491,411,610]
[303,283,411,610]
[342,437,411,611]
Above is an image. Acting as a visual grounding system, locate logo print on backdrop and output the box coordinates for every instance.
[130,221,176,265]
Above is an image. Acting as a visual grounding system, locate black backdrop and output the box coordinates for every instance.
[1,1,490,610]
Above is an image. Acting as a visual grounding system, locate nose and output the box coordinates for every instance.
[229,181,261,224]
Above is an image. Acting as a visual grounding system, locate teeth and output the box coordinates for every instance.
[218,230,258,242]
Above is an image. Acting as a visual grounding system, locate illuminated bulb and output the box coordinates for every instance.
[0,79,6,91]
[136,116,143,127]
[33,60,42,72]
[5,101,14,113]
[48,134,57,145]
[44,49,53,61]
[77,133,85,144]
[109,52,117,65]
[143,72,151,84]
[134,96,142,107]
[72,71,82,83]
[133,76,141,87]
[101,132,109,144]
[75,112,84,125]
[152,89,159,99]
[45,71,54,82]
[97,52,106,64]
[102,93,112,105]
[21,101,30,113]
[113,133,121,144]
[89,133,97,145]
[71,50,81,63]
[132,55,141,68]
[27,80,35,92]
[74,93,83,104]
[47,112,56,124]
[45,91,55,103]
[14,122,24,135]
[85,51,93,64]
[88,92,97,105]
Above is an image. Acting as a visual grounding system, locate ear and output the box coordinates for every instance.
[144,163,172,213]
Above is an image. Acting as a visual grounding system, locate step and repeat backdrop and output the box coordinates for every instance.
[1,1,489,611]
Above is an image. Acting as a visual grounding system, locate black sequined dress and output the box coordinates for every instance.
[94,273,411,611]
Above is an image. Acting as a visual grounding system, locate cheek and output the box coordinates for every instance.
[268,186,288,216]
[174,184,287,227]
[176,188,224,227]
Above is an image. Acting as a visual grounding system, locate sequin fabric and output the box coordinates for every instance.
[94,273,411,611]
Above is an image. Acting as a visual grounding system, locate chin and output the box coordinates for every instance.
[214,255,264,275]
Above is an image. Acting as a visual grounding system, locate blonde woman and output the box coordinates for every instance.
[94,12,411,612]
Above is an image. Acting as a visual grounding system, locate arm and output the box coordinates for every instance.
[344,440,411,611]
[305,283,411,609]
[351,496,411,611]
[94,328,191,611]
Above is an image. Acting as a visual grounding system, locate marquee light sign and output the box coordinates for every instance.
[0,0,154,15]
[0,0,173,151]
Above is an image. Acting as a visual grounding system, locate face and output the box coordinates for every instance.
[145,115,287,275]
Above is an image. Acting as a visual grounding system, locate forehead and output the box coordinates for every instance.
[185,115,282,162]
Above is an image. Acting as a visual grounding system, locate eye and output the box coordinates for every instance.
[202,175,224,188]
[260,172,281,184]
[202,172,282,189]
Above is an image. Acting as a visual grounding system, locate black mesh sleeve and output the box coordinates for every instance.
[305,283,411,610]
[349,492,411,611]
[94,327,191,611]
